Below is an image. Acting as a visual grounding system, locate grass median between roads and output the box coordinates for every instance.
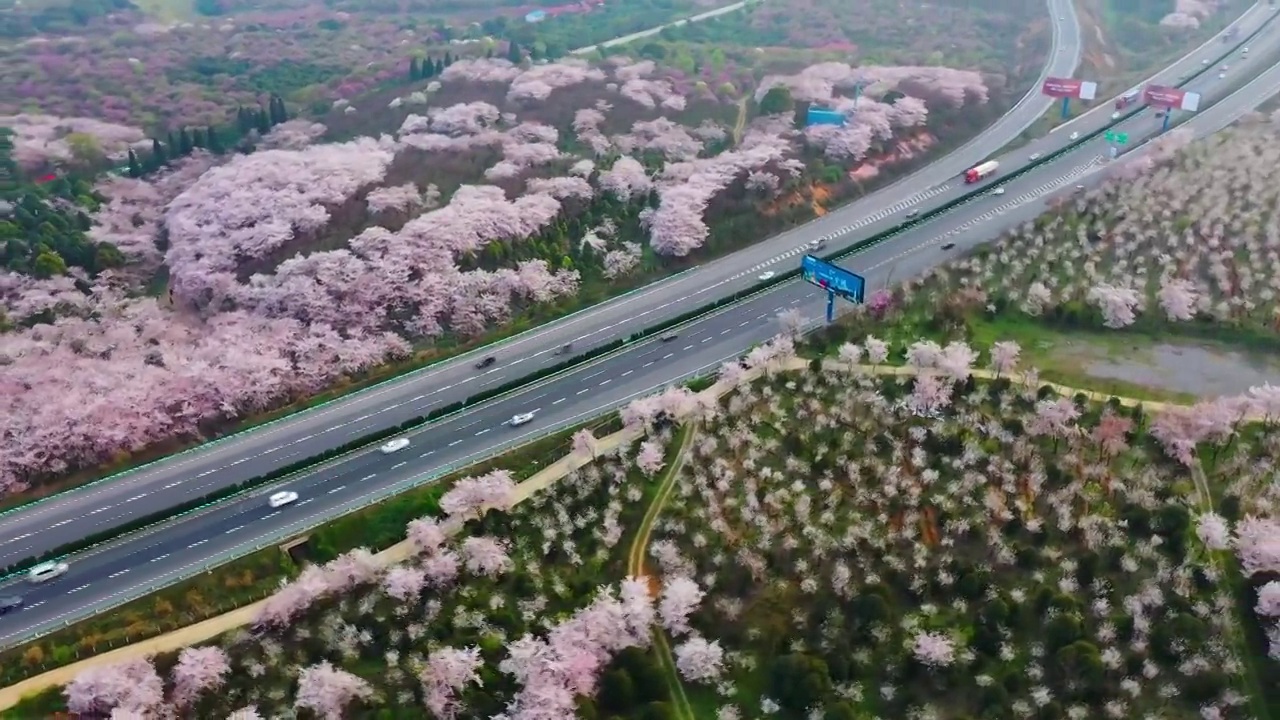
[0,416,620,693]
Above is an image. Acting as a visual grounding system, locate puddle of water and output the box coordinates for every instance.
[1085,343,1280,398]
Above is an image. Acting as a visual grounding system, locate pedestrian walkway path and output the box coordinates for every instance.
[0,357,1207,710]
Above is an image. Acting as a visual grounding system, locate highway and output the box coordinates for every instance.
[3,30,1280,650]
[0,0,1097,566]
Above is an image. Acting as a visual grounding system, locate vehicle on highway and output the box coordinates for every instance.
[1220,72,1227,79]
[807,238,826,251]
[941,242,957,251]
[268,491,299,509]
[1068,131,1079,140]
[1115,88,1141,110]
[660,332,679,342]
[1243,47,1250,55]
[1110,111,1121,120]
[963,160,999,184]
[509,412,535,427]
[993,187,1006,196]
[1203,58,1211,65]
[474,356,497,369]
[27,562,68,584]
[757,271,776,281]
[1222,64,1229,71]
[380,437,410,454]
[905,208,920,217]
[554,343,572,355]
[0,596,23,615]
[1028,152,1041,161]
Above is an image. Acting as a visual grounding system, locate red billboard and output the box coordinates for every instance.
[1143,85,1201,112]
[1041,77,1098,101]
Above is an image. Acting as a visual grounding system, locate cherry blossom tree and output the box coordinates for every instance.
[1256,582,1280,617]
[383,565,428,603]
[420,646,485,719]
[1087,282,1142,328]
[658,575,704,636]
[460,536,514,577]
[170,646,231,708]
[674,634,725,683]
[64,658,165,716]
[1157,278,1199,321]
[407,517,449,555]
[1235,516,1280,576]
[864,335,890,369]
[294,661,373,720]
[912,631,957,667]
[1196,512,1232,551]
[597,156,652,201]
[636,440,667,477]
[572,428,598,459]
[439,470,518,520]
[988,340,1021,378]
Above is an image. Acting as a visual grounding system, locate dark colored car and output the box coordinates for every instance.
[941,242,956,251]
[474,356,496,369]
[0,596,23,615]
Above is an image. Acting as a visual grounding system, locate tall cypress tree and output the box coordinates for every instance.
[207,127,225,154]
[151,138,167,169]
[507,40,521,64]
[191,127,206,149]
[434,57,444,75]
[167,131,178,156]
[423,55,436,78]
[443,50,453,66]
[410,57,421,80]
[255,106,271,134]
[127,149,141,178]
[236,106,253,135]
[179,127,193,156]
[270,95,288,125]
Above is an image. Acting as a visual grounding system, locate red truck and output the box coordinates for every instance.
[964,160,999,184]
[1115,89,1141,110]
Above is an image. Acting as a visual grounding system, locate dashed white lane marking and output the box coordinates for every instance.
[391,461,407,470]
[327,486,345,495]
[150,554,169,563]
[552,398,566,405]
[188,539,207,549]
[448,440,463,447]
[108,570,128,578]
[862,156,1104,271]
[225,526,244,535]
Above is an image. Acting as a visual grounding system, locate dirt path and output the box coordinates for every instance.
[732,96,750,145]
[626,425,698,720]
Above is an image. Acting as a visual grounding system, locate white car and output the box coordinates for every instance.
[993,187,1005,196]
[1028,152,1041,161]
[757,271,776,281]
[268,491,298,509]
[1202,58,1211,65]
[1221,65,1229,71]
[1243,47,1250,54]
[380,437,410,454]
[1219,72,1226,79]
[27,561,69,584]
[509,412,535,427]
[1110,111,1121,120]
[1068,131,1079,140]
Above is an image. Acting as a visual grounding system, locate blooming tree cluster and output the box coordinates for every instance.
[4,113,146,168]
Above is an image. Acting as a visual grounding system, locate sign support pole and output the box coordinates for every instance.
[826,290,836,324]
[1060,96,1070,119]
[1161,112,1171,132]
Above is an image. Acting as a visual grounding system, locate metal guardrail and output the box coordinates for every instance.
[2,2,1275,651]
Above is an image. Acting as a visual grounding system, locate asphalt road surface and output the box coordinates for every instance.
[3,40,1280,649]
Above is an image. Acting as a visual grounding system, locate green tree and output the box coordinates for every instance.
[64,132,105,166]
[759,86,794,116]
[599,669,635,712]
[410,57,421,80]
[126,149,141,178]
[178,128,193,156]
[207,128,225,155]
[507,40,522,63]
[770,653,832,713]
[32,250,68,278]
[443,51,453,66]
[150,138,167,169]
[434,57,444,75]
[423,56,436,78]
